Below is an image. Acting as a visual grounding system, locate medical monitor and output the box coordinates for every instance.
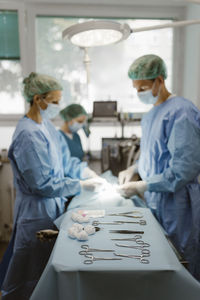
[92,101,117,121]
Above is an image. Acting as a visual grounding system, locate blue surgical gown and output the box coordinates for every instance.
[59,130,84,160]
[0,116,87,299]
[138,96,200,280]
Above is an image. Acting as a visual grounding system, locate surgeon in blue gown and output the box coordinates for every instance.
[59,104,89,161]
[118,54,200,281]
[0,72,104,300]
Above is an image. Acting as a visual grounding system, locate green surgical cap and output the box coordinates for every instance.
[23,72,63,103]
[128,54,167,80]
[60,104,87,121]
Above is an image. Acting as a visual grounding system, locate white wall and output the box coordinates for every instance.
[1,0,200,149]
[183,3,200,108]
[2,0,186,6]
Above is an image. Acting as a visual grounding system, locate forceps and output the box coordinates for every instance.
[108,211,143,219]
[92,220,146,226]
[111,235,150,247]
[115,243,151,251]
[83,253,122,264]
[79,244,115,255]
[114,253,149,264]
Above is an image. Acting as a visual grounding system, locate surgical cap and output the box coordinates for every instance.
[23,72,63,102]
[128,54,167,80]
[60,104,87,121]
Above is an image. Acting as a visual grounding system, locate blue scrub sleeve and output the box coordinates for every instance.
[59,133,87,179]
[147,116,200,193]
[13,130,81,198]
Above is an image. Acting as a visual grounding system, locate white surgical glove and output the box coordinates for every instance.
[117,181,147,198]
[80,177,107,192]
[118,164,138,185]
[81,167,98,179]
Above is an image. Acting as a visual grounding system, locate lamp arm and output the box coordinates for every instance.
[131,19,200,33]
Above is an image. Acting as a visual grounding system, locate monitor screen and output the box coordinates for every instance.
[93,101,117,118]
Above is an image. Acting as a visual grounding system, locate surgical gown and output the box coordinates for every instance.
[138,96,200,280]
[0,116,87,300]
[59,130,84,160]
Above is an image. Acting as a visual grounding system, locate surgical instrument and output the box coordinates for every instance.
[116,220,146,225]
[92,220,146,226]
[109,230,144,234]
[115,243,151,252]
[83,253,122,264]
[112,238,150,247]
[79,244,115,255]
[111,234,142,241]
[108,211,143,218]
[114,253,149,264]
[92,221,123,226]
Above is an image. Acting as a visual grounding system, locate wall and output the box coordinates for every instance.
[183,3,200,108]
[1,0,200,148]
[2,0,186,6]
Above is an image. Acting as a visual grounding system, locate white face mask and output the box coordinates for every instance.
[137,81,159,105]
[137,90,158,105]
[40,102,60,119]
[69,122,84,133]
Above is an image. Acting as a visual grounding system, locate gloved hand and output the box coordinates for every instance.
[80,177,107,192]
[81,167,98,179]
[118,165,138,185]
[117,181,147,198]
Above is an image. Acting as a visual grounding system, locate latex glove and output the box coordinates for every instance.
[118,165,138,185]
[81,167,98,179]
[117,181,147,198]
[80,177,107,192]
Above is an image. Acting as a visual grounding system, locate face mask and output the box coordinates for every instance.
[69,122,84,133]
[137,90,158,105]
[40,102,60,120]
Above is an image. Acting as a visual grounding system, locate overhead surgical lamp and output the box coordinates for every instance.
[62,20,131,47]
[63,19,200,48]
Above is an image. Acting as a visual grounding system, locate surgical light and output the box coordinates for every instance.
[63,19,200,48]
[62,20,132,47]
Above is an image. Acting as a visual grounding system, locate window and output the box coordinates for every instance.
[0,10,24,114]
[36,17,173,114]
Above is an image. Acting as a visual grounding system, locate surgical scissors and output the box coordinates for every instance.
[83,253,122,264]
[92,221,123,226]
[111,234,142,241]
[92,220,146,226]
[115,243,151,251]
[108,211,143,219]
[111,236,150,247]
[117,220,146,225]
[114,253,149,264]
[79,244,115,255]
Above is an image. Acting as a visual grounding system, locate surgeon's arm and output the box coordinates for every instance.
[13,131,81,198]
[146,116,200,193]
